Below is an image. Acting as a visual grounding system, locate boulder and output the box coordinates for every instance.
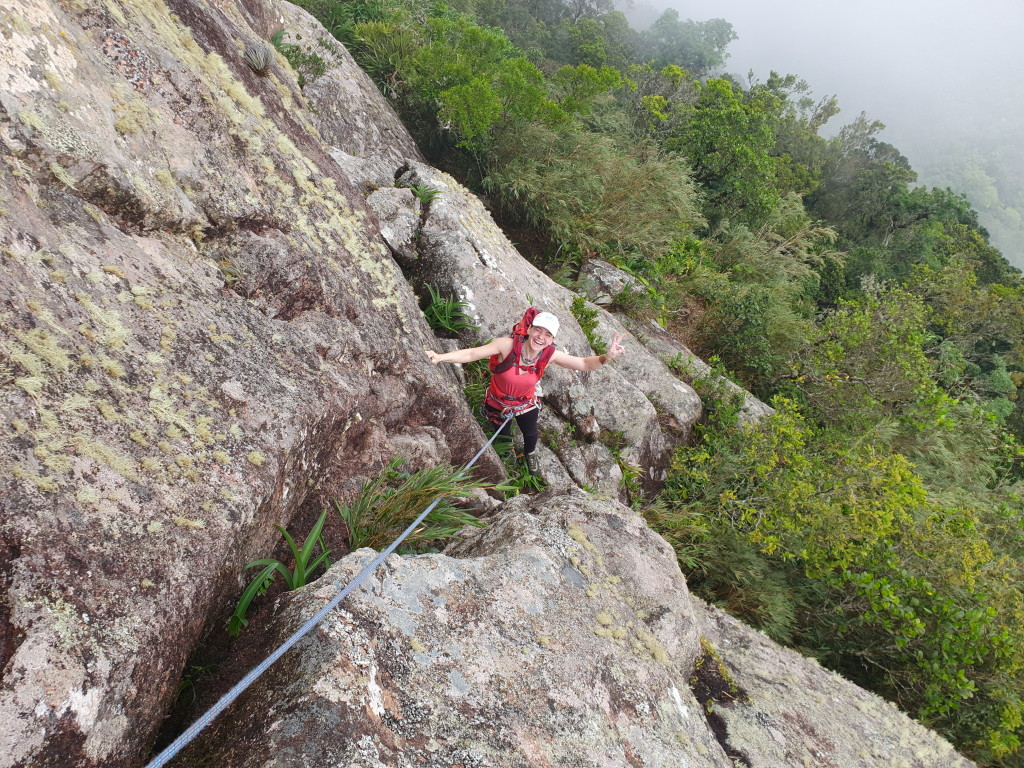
[578,257,640,306]
[177,489,723,767]
[177,489,974,768]
[694,603,977,768]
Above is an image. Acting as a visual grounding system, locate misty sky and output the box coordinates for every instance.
[634,0,1024,151]
[629,0,1024,265]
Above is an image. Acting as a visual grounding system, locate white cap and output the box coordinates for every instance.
[531,311,559,337]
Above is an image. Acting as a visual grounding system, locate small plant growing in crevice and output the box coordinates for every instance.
[423,284,478,337]
[337,459,487,552]
[271,29,327,88]
[217,257,243,289]
[243,43,273,76]
[407,184,441,206]
[570,294,607,355]
[228,508,332,636]
[599,428,642,503]
[688,637,751,766]
[174,663,218,707]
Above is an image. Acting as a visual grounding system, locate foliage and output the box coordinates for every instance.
[228,509,332,636]
[569,294,606,354]
[406,183,442,205]
[423,284,478,337]
[666,77,784,224]
[485,123,702,261]
[337,459,487,551]
[270,29,328,88]
[638,9,736,74]
[649,397,1024,763]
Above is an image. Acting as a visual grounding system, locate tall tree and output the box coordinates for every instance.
[638,9,735,75]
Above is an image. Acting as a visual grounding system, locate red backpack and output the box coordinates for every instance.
[489,307,556,376]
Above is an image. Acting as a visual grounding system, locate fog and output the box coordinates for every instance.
[630,0,1024,266]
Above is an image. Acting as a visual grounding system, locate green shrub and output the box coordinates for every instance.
[271,29,328,88]
[337,459,487,551]
[648,397,1024,764]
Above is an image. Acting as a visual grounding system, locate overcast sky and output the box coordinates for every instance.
[633,0,1024,152]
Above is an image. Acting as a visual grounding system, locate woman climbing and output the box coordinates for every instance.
[426,310,626,476]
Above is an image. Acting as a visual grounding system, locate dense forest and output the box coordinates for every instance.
[286,0,1024,763]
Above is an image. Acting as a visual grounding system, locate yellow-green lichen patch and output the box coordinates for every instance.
[129,430,151,447]
[101,264,126,279]
[567,524,598,553]
[83,203,106,223]
[76,486,101,505]
[13,325,73,374]
[634,626,669,664]
[99,356,125,378]
[96,399,125,423]
[42,452,73,474]
[9,345,46,378]
[112,84,161,135]
[49,161,77,189]
[16,376,45,398]
[247,451,266,466]
[173,516,205,530]
[154,168,175,190]
[12,464,60,493]
[75,292,131,348]
[593,625,628,642]
[72,434,138,480]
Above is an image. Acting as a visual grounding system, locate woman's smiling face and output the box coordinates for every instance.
[527,325,554,350]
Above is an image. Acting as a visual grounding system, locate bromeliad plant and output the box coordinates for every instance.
[424,283,478,337]
[228,509,332,636]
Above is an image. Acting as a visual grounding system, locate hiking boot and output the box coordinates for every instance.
[524,451,541,477]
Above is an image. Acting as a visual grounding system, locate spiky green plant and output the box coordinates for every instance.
[423,284,478,337]
[228,509,332,636]
[337,459,488,552]
[408,184,441,205]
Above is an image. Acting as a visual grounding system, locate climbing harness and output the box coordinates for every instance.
[144,412,515,768]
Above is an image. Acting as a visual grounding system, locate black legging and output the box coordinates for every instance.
[484,404,539,455]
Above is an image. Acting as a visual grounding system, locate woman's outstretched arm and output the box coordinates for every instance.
[550,331,627,371]
[426,337,512,365]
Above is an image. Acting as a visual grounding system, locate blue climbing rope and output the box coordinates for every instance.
[145,413,515,767]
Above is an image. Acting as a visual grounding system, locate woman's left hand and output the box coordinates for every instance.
[607,331,626,360]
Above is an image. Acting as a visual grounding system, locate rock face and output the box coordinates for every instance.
[0,0,491,765]
[0,1,976,767]
[179,489,724,767]
[178,489,974,768]
[695,604,977,768]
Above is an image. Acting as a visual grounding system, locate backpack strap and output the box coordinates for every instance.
[490,335,523,375]
[533,344,556,377]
